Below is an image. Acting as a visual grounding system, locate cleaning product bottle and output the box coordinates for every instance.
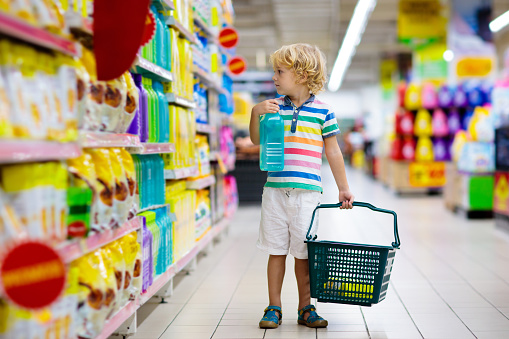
[135,75,149,142]
[404,83,421,111]
[401,137,415,161]
[415,137,434,162]
[438,85,454,108]
[432,108,449,137]
[453,85,468,108]
[156,9,169,70]
[433,138,449,161]
[390,137,404,160]
[151,5,164,68]
[448,108,461,135]
[400,111,414,136]
[127,73,143,138]
[414,109,433,137]
[144,78,159,143]
[153,81,170,143]
[421,82,438,109]
[259,112,285,171]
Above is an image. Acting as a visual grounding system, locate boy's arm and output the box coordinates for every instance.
[324,136,354,209]
[249,99,280,145]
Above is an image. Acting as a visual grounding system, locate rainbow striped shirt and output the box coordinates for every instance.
[265,95,340,192]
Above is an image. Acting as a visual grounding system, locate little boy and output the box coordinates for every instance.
[249,43,354,329]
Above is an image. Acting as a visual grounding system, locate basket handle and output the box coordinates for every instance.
[305,201,400,249]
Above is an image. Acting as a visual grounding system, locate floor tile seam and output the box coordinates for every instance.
[400,254,478,338]
[420,240,509,322]
[210,245,265,339]
[359,307,372,339]
[157,233,241,338]
[388,282,424,339]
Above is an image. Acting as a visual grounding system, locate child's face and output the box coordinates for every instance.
[272,64,305,96]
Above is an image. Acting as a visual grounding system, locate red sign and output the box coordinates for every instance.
[141,11,156,47]
[0,241,66,309]
[218,27,239,49]
[228,56,247,75]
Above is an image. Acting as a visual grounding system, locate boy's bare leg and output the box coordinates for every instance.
[295,258,311,320]
[268,255,286,309]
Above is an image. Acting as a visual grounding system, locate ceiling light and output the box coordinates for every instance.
[328,0,377,92]
[490,10,509,33]
[443,50,454,62]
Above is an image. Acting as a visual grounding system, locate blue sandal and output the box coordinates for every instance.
[298,304,328,328]
[259,305,282,329]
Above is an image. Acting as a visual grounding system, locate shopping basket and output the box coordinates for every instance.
[305,201,400,307]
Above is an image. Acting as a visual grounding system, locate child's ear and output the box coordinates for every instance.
[297,72,308,84]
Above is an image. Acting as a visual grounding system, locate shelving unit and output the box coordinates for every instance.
[193,65,226,94]
[137,203,172,214]
[0,140,82,164]
[192,12,217,43]
[95,300,138,339]
[196,123,216,134]
[186,175,216,190]
[80,132,143,149]
[0,12,78,55]
[166,16,198,44]
[151,0,175,14]
[132,55,174,83]
[129,143,176,154]
[166,93,197,109]
[58,217,141,263]
[164,166,199,180]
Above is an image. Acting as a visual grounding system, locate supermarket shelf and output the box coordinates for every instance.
[166,16,198,44]
[95,300,138,339]
[129,142,176,154]
[138,265,176,305]
[196,123,216,134]
[152,0,175,15]
[80,132,143,149]
[0,12,78,56]
[166,93,197,109]
[137,203,170,214]
[186,175,216,190]
[193,65,226,94]
[132,56,174,83]
[0,140,82,164]
[59,217,141,263]
[164,166,199,179]
[192,12,216,42]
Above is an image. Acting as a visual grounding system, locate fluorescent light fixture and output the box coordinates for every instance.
[443,50,454,62]
[490,10,509,33]
[328,0,377,92]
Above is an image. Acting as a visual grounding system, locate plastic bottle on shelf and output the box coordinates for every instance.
[259,112,284,171]
[414,109,433,137]
[453,85,468,108]
[143,78,159,143]
[151,6,165,68]
[404,83,422,111]
[448,108,461,135]
[438,84,454,108]
[153,81,170,143]
[415,137,434,162]
[401,137,415,161]
[390,137,404,160]
[421,82,438,109]
[432,108,449,137]
[399,111,414,136]
[433,138,449,161]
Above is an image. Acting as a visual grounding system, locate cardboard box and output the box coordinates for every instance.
[388,160,446,191]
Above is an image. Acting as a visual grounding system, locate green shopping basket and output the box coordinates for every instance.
[305,201,400,307]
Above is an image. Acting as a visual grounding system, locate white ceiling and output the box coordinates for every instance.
[233,0,509,90]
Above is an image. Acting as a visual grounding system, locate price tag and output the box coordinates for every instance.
[409,162,446,187]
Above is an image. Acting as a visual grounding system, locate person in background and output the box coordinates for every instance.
[248,43,355,330]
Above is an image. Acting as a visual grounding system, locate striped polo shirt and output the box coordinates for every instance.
[265,95,340,192]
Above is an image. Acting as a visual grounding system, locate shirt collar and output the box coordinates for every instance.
[283,94,315,108]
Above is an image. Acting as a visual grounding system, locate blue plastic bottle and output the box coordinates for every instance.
[156,10,170,70]
[259,113,285,171]
[153,81,170,143]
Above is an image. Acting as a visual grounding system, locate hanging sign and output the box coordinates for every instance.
[219,27,239,49]
[228,56,247,75]
[456,57,494,78]
[0,241,66,309]
[409,162,446,187]
[398,0,447,47]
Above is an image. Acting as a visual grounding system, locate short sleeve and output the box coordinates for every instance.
[322,110,340,138]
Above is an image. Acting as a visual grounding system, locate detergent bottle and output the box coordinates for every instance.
[432,108,449,137]
[414,109,433,137]
[259,112,284,171]
[415,137,434,162]
[421,82,438,109]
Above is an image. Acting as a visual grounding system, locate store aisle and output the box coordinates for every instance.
[117,165,509,339]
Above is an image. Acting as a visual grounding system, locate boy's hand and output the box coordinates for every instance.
[338,190,354,209]
[252,99,280,116]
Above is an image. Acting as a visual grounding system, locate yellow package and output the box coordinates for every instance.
[108,148,129,225]
[95,249,118,320]
[118,232,142,301]
[37,52,61,141]
[85,149,115,229]
[102,76,127,132]
[0,63,12,138]
[9,0,36,24]
[116,71,139,133]
[72,253,108,338]
[29,0,65,34]
[75,57,91,131]
[56,54,78,141]
[104,241,127,311]
[115,148,136,217]
[0,188,25,250]
[81,48,103,132]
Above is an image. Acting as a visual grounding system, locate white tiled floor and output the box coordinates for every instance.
[112,165,509,339]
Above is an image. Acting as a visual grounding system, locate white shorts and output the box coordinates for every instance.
[257,187,321,259]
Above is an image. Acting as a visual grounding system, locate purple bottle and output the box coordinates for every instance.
[438,85,454,108]
[448,108,462,135]
[453,85,468,108]
[433,138,450,161]
[130,74,149,142]
[141,216,153,292]
[127,73,141,136]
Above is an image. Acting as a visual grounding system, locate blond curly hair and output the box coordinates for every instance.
[269,43,328,95]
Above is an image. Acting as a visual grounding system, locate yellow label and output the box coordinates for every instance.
[495,174,509,214]
[409,162,446,187]
[456,57,493,77]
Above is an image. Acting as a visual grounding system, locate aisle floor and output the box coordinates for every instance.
[115,165,509,339]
